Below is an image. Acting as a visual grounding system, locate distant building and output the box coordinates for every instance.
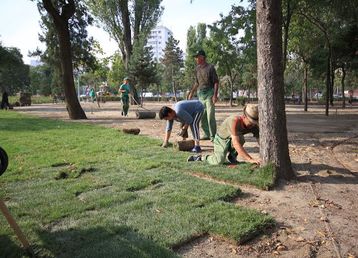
[147,26,173,61]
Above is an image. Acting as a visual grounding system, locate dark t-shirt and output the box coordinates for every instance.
[195,63,219,90]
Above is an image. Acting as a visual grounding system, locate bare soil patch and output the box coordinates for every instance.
[14,101,358,258]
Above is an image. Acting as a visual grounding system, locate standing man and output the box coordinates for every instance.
[188,49,219,142]
[119,77,131,116]
[188,104,261,165]
[159,100,204,153]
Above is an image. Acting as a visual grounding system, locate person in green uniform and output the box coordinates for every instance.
[188,49,219,142]
[119,77,131,116]
[187,104,261,165]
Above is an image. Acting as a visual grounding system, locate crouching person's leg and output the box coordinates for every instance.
[203,135,230,165]
[227,135,245,163]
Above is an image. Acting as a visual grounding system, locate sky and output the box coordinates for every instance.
[0,0,241,65]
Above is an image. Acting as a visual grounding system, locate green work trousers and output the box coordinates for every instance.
[122,96,129,115]
[204,134,244,165]
[198,88,216,140]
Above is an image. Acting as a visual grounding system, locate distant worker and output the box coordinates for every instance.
[188,49,219,142]
[348,90,353,106]
[159,100,204,153]
[188,104,261,165]
[119,77,131,116]
[1,91,10,110]
[89,87,96,102]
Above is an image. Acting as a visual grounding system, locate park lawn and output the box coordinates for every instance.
[0,111,274,257]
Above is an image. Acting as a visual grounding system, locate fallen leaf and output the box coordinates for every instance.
[296,236,305,242]
[277,245,287,251]
[320,216,329,222]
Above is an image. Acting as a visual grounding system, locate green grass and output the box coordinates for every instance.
[0,111,275,257]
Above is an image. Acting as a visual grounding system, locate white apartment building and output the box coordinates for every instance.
[147,26,173,61]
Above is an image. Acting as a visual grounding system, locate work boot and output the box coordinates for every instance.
[187,155,202,162]
[191,145,202,153]
[227,154,238,164]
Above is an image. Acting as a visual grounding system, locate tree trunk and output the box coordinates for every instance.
[43,0,86,119]
[342,65,346,108]
[325,55,330,116]
[229,77,234,107]
[304,64,308,112]
[330,62,335,106]
[120,1,132,70]
[256,0,294,180]
[282,0,292,71]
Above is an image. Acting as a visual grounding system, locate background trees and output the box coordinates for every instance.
[0,45,30,95]
[160,36,184,101]
[86,0,163,70]
[38,0,99,119]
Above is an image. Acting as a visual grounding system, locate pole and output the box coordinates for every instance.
[0,199,33,255]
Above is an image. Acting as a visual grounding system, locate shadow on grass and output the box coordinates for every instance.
[36,225,178,258]
[0,235,26,258]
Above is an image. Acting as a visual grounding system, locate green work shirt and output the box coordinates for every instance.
[119,83,130,97]
[194,63,219,91]
[217,115,259,140]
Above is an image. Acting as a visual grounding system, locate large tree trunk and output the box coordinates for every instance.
[256,0,294,180]
[120,1,132,70]
[282,0,293,71]
[43,0,86,119]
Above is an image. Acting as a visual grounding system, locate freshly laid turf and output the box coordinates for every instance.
[0,111,274,257]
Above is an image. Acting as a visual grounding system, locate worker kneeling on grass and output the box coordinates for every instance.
[188,104,261,165]
[159,100,204,153]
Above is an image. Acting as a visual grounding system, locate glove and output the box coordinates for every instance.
[177,128,188,139]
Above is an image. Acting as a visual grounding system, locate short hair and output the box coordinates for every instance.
[159,106,173,119]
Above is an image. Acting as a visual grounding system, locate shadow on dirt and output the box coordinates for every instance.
[294,162,358,184]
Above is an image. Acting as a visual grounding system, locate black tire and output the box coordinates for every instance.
[0,147,9,176]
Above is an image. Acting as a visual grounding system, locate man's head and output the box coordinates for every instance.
[243,104,259,126]
[159,106,176,120]
[123,77,129,83]
[193,49,206,65]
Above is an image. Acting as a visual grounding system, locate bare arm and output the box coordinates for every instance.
[231,135,260,165]
[162,130,172,147]
[212,82,219,104]
[187,83,199,100]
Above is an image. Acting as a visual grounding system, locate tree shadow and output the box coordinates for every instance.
[36,225,178,258]
[293,162,358,185]
[0,235,26,258]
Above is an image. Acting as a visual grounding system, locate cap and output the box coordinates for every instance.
[193,49,206,57]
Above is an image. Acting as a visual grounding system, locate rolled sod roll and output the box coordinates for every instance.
[122,128,140,135]
[135,111,156,119]
[174,140,195,151]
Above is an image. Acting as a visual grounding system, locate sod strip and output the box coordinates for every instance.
[0,111,274,257]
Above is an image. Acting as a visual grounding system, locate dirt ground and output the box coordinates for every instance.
[14,101,358,258]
